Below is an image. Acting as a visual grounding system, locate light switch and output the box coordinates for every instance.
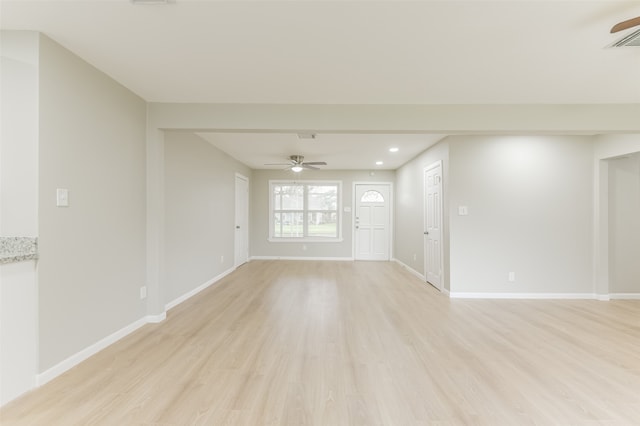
[344,206,352,213]
[56,188,69,207]
[458,205,468,216]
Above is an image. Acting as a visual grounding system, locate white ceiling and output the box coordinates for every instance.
[196,132,445,170]
[2,0,639,170]
[2,0,639,105]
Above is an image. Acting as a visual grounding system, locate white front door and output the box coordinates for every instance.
[234,174,249,268]
[355,184,390,261]
[424,162,443,290]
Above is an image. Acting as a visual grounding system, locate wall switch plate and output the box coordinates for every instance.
[56,188,69,207]
[458,205,468,216]
[140,286,147,299]
[508,272,516,282]
[220,255,224,263]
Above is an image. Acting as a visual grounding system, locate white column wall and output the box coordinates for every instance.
[0,30,40,405]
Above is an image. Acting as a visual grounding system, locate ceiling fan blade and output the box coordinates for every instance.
[302,161,327,166]
[302,164,320,170]
[264,163,293,166]
[611,16,640,33]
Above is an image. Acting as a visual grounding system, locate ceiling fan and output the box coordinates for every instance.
[265,155,327,173]
[611,16,640,33]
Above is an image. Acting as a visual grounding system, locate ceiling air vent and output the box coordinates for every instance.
[611,28,640,47]
[297,133,317,140]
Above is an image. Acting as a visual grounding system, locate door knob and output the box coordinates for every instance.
[424,231,429,235]
[236,226,240,229]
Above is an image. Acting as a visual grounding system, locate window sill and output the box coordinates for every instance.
[268,238,344,243]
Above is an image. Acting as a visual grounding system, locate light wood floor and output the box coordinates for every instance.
[2,260,640,425]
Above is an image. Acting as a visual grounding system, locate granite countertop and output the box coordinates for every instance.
[0,237,38,264]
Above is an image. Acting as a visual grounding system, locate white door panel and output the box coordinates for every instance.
[358,232,371,256]
[373,229,385,254]
[373,206,385,224]
[234,174,249,268]
[424,162,443,290]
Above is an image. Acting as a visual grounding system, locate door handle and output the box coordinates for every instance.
[236,226,240,229]
[424,231,429,235]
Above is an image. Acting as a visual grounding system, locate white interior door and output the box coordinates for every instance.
[234,174,249,268]
[355,184,390,261]
[424,162,443,290]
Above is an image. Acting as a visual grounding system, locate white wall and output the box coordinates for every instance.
[394,141,449,285]
[608,154,640,294]
[0,31,39,405]
[250,169,395,259]
[448,136,594,295]
[37,35,147,372]
[164,132,251,305]
[0,31,39,237]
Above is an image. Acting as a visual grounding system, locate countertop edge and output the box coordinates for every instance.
[0,237,39,265]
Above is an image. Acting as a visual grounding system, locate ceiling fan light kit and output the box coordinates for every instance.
[264,155,327,173]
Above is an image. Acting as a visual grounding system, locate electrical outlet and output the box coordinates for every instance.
[508,272,515,282]
[220,255,224,263]
[140,286,147,299]
[56,188,69,207]
[413,253,417,261]
[302,245,307,251]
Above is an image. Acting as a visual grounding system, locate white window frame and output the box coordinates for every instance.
[269,180,343,242]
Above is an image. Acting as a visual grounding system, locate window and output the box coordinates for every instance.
[360,190,384,202]
[270,181,341,241]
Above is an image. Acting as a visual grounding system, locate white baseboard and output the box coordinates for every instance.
[36,313,161,387]
[449,292,598,300]
[250,256,354,261]
[35,268,237,390]
[391,258,426,281]
[609,293,640,300]
[145,312,167,323]
[165,266,235,311]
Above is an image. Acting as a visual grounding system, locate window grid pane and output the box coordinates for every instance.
[308,185,338,210]
[273,211,304,237]
[274,185,304,211]
[307,211,338,238]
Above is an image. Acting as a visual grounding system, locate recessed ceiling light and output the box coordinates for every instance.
[389,147,399,153]
[375,161,384,165]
